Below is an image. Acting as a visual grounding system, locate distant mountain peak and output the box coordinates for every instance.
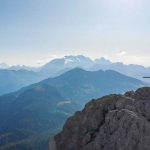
[63,67,85,74]
[0,63,9,69]
[95,57,112,65]
[40,55,94,77]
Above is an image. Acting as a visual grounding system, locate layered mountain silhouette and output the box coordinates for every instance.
[91,61,150,83]
[0,55,93,95]
[0,55,149,95]
[0,68,147,150]
[0,69,42,95]
[39,55,94,78]
[8,65,38,72]
[54,87,150,150]
[39,55,150,83]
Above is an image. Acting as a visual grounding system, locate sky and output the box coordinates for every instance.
[0,0,150,66]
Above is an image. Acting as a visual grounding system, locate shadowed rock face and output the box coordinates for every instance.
[54,87,150,150]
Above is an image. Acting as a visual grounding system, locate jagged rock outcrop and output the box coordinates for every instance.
[53,87,150,150]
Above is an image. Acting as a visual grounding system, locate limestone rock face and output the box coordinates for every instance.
[54,87,150,150]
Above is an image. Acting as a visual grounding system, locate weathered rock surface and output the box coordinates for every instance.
[54,87,150,150]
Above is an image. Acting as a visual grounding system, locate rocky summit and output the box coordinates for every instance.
[53,87,150,150]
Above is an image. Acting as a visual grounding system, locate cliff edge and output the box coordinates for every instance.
[53,87,150,150]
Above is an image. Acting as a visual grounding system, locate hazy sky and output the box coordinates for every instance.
[0,0,150,66]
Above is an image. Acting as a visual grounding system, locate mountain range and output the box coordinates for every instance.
[0,68,147,150]
[0,69,42,95]
[0,55,149,96]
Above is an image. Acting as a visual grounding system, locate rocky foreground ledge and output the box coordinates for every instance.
[52,87,150,150]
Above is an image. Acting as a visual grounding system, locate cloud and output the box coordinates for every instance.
[116,51,127,56]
